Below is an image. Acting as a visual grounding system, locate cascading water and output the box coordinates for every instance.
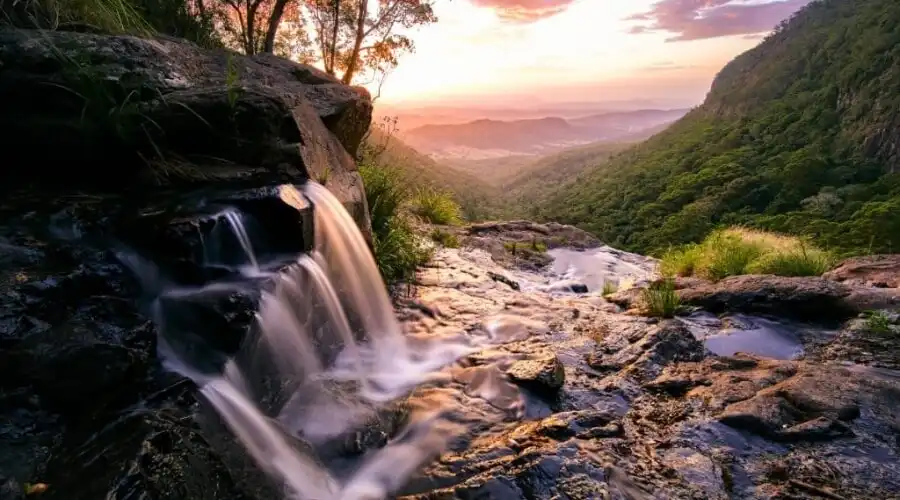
[127,182,530,499]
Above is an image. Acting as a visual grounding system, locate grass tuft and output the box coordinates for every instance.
[862,310,894,335]
[409,187,463,226]
[640,278,681,318]
[359,164,431,283]
[429,228,460,248]
[659,227,835,281]
[601,280,618,296]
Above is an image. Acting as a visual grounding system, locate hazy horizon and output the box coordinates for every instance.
[370,0,813,109]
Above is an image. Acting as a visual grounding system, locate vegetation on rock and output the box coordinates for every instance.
[409,186,463,226]
[359,163,431,283]
[534,0,900,256]
[660,228,834,281]
[640,279,681,318]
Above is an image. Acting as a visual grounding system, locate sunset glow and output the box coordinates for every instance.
[374,0,812,107]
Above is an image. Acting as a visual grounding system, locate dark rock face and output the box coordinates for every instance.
[0,29,374,500]
[0,187,316,499]
[0,28,371,232]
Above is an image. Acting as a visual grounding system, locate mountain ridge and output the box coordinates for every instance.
[401,108,688,158]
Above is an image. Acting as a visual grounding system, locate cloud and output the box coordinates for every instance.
[626,0,813,42]
[469,0,576,22]
[641,60,696,72]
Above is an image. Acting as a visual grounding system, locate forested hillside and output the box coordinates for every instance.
[537,0,900,255]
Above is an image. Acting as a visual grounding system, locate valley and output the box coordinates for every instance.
[396,108,686,159]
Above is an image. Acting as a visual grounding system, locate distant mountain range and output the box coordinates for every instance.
[399,109,688,158]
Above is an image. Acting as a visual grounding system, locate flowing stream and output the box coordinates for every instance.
[123,183,529,500]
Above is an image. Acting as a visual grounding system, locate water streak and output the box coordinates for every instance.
[133,182,529,499]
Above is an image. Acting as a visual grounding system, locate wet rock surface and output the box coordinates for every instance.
[0,188,323,499]
[398,245,900,499]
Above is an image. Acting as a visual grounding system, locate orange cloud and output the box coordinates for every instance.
[469,0,576,22]
[627,0,812,41]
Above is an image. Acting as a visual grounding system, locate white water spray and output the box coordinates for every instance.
[142,182,529,499]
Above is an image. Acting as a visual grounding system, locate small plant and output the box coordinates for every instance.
[359,163,430,282]
[372,216,432,283]
[225,54,242,113]
[602,280,618,296]
[317,166,331,186]
[409,187,463,225]
[863,310,894,335]
[429,228,460,248]
[640,279,681,318]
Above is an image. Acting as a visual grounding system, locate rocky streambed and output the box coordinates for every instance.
[393,223,900,499]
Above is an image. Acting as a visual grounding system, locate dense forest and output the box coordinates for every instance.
[535,0,900,256]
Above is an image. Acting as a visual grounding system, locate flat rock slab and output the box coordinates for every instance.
[678,274,900,320]
[824,254,900,288]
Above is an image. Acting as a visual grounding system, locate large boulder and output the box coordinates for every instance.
[0,28,371,231]
[678,275,900,321]
[823,254,900,288]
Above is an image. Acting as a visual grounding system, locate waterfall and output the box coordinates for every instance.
[129,182,528,499]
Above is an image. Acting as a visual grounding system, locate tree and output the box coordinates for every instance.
[213,0,284,54]
[304,0,437,84]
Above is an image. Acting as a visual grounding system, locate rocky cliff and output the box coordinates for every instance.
[0,28,373,499]
[0,28,371,230]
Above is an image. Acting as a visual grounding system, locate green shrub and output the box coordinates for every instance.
[640,279,681,318]
[429,228,460,248]
[602,280,618,296]
[372,216,431,283]
[410,187,463,226]
[359,164,430,282]
[702,231,765,281]
[359,164,408,236]
[747,244,835,276]
[862,310,894,335]
[659,244,702,277]
[658,227,834,281]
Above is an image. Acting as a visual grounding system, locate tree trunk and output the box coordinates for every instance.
[246,0,259,54]
[262,0,291,53]
[327,0,341,75]
[341,0,367,84]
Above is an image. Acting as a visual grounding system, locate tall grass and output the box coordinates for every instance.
[359,164,431,283]
[2,0,221,47]
[3,0,151,33]
[409,187,463,226]
[640,279,681,318]
[659,227,835,281]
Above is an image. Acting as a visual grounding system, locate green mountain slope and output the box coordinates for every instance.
[500,141,630,218]
[538,0,900,255]
[361,127,502,220]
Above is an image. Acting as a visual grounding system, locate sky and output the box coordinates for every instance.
[374,0,813,109]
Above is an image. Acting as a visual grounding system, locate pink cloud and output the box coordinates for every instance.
[470,0,576,22]
[626,0,813,42]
